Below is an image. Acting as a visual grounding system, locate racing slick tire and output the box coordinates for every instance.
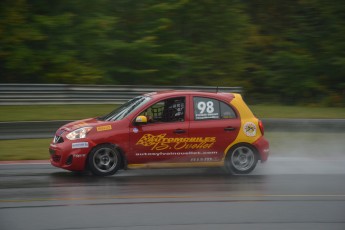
[88,144,121,176]
[225,144,258,175]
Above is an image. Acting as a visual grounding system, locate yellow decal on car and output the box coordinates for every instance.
[96,125,112,132]
[224,94,261,155]
[243,122,257,137]
[136,133,216,151]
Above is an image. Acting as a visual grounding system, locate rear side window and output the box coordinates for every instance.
[220,101,236,119]
[193,97,236,120]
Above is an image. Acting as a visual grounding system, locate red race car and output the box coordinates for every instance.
[49,91,269,176]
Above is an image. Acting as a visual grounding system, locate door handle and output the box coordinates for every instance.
[224,127,236,131]
[174,129,186,134]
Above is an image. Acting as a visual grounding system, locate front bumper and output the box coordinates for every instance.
[49,140,92,171]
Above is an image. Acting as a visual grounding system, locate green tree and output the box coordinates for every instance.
[244,0,345,105]
[0,0,344,106]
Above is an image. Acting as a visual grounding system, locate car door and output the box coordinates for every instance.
[187,95,241,163]
[128,96,190,164]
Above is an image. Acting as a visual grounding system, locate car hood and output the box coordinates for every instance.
[61,118,109,131]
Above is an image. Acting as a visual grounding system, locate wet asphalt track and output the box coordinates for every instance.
[1,157,345,230]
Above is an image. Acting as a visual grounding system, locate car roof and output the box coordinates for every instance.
[144,90,236,100]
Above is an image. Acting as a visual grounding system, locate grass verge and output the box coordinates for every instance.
[0,104,344,122]
[0,104,118,122]
[250,105,345,119]
[0,138,51,161]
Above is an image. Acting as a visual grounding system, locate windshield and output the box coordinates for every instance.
[98,96,151,121]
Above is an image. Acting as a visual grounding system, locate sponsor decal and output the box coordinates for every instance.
[96,125,112,132]
[135,151,218,157]
[243,122,257,137]
[191,157,218,162]
[74,154,86,158]
[136,133,216,151]
[133,128,139,133]
[72,142,89,149]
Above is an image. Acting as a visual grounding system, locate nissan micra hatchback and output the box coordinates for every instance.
[49,91,269,176]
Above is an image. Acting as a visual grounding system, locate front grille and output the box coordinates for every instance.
[54,136,64,143]
[52,155,61,162]
[53,129,66,144]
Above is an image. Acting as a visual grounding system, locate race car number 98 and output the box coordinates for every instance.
[197,101,214,114]
[194,97,220,120]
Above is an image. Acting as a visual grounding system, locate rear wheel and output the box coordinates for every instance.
[88,144,121,176]
[225,144,258,174]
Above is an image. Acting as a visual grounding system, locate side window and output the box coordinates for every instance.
[194,97,220,120]
[140,97,185,123]
[220,101,236,119]
[194,97,236,120]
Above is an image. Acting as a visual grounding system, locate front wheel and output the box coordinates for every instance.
[88,144,121,176]
[225,144,258,174]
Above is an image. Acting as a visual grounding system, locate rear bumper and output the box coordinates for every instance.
[252,136,269,162]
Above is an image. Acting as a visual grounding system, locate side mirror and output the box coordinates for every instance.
[135,115,148,125]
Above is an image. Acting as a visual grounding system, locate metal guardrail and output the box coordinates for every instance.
[1,119,344,140]
[0,84,243,105]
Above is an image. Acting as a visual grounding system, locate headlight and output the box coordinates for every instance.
[66,127,92,140]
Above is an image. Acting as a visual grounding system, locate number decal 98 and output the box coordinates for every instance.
[197,101,214,114]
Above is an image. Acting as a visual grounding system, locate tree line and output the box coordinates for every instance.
[1,0,344,106]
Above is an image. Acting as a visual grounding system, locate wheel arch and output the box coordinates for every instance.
[224,142,260,174]
[225,142,261,160]
[85,142,127,170]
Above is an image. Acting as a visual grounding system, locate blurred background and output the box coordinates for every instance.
[0,0,344,105]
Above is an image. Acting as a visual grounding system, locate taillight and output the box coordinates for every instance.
[259,120,264,135]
